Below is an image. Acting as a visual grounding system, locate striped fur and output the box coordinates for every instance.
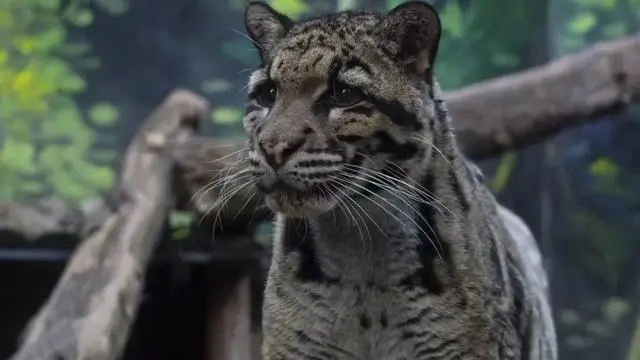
[241,2,558,359]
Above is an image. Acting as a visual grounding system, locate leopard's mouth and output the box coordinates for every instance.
[256,179,341,198]
[256,178,346,216]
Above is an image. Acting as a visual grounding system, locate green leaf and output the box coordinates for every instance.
[441,2,464,38]
[589,157,620,177]
[0,138,36,173]
[88,102,119,126]
[49,169,92,200]
[568,12,597,34]
[212,107,243,124]
[173,226,191,240]
[170,211,195,229]
[69,9,94,27]
[588,157,622,195]
[80,164,115,190]
[57,73,86,92]
[35,27,66,52]
[43,105,92,140]
[491,151,517,193]
[269,0,310,20]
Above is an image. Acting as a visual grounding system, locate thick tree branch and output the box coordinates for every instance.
[10,90,208,360]
[450,34,640,159]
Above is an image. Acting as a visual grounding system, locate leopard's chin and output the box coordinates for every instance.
[263,189,339,218]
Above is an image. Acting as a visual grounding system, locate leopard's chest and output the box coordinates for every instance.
[263,270,478,360]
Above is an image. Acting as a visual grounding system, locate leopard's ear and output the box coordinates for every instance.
[244,1,293,59]
[376,1,442,79]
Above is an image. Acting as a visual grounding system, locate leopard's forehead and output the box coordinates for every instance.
[265,12,384,88]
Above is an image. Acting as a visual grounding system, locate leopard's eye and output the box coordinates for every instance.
[254,80,277,107]
[329,82,364,107]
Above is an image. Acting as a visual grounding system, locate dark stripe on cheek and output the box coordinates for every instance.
[369,96,422,130]
[374,131,419,160]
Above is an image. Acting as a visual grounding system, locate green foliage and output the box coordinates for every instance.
[490,151,517,193]
[212,107,243,125]
[88,103,119,126]
[558,0,634,55]
[0,0,126,201]
[269,0,310,20]
[589,157,623,195]
[569,12,598,33]
[433,0,541,90]
[170,210,195,240]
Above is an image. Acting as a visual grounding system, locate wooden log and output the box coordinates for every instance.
[10,90,208,360]
[173,33,640,225]
[451,33,640,159]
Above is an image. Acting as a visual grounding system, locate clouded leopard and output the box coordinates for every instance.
[240,1,558,359]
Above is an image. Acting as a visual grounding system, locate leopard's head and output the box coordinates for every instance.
[242,1,442,217]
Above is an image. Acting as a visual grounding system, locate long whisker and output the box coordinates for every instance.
[230,28,263,51]
[410,135,455,171]
[332,173,444,262]
[326,179,372,248]
[356,152,460,211]
[344,161,461,224]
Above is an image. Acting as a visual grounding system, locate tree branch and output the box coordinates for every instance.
[450,33,640,159]
[10,90,208,360]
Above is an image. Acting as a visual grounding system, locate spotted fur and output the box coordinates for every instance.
[241,2,558,359]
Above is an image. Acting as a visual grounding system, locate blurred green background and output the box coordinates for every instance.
[1,0,639,358]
